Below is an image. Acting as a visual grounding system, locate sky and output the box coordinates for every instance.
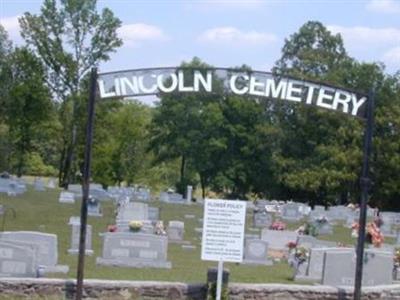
[0,0,399,77]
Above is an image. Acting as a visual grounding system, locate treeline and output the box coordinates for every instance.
[0,0,399,209]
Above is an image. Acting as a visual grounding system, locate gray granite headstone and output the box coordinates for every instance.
[59,191,75,204]
[167,221,184,242]
[281,203,302,222]
[186,185,192,204]
[117,202,149,222]
[33,178,45,191]
[322,249,393,286]
[0,231,58,267]
[261,229,298,250]
[253,211,273,228]
[96,232,171,268]
[87,199,102,217]
[243,239,272,265]
[0,241,37,277]
[148,207,160,221]
[68,218,93,255]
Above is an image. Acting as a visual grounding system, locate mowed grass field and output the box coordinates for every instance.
[0,184,390,284]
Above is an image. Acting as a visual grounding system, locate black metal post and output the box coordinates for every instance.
[76,68,97,300]
[354,90,375,300]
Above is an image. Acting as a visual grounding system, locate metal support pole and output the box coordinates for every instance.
[76,68,97,300]
[354,90,375,300]
[216,260,223,300]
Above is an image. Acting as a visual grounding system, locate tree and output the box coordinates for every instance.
[273,21,363,205]
[0,25,13,171]
[150,57,225,195]
[19,0,122,187]
[90,100,153,187]
[6,47,52,176]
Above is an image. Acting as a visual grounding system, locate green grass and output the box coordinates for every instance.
[0,187,385,284]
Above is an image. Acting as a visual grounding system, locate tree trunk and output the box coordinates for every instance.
[200,173,206,199]
[61,122,78,188]
[58,140,67,187]
[180,155,186,184]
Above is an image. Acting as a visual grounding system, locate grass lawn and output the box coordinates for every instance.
[0,185,383,284]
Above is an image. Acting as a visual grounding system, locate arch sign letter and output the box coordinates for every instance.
[97,67,368,118]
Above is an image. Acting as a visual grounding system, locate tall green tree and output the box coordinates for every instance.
[6,47,52,176]
[150,57,225,194]
[0,25,13,171]
[90,100,153,187]
[273,21,363,205]
[19,0,122,187]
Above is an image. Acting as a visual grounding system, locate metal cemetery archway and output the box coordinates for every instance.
[76,67,374,300]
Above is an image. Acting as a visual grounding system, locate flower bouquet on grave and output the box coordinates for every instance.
[294,246,309,264]
[286,241,297,255]
[295,225,306,235]
[289,245,310,278]
[107,224,117,232]
[351,222,359,238]
[393,247,400,280]
[129,220,143,232]
[366,221,384,247]
[155,221,166,235]
[270,220,286,230]
[304,222,318,237]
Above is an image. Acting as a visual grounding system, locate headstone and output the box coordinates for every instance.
[167,221,184,242]
[322,249,393,286]
[0,231,58,267]
[315,221,333,235]
[243,239,272,265]
[68,217,93,255]
[148,207,160,221]
[380,212,400,237]
[132,187,151,202]
[117,202,149,222]
[261,229,298,250]
[59,191,75,204]
[184,214,195,219]
[0,241,37,277]
[186,185,193,204]
[33,178,45,192]
[326,206,348,222]
[253,211,273,228]
[182,244,196,251]
[296,235,337,249]
[47,178,56,189]
[87,198,102,217]
[96,232,171,268]
[245,233,259,240]
[159,192,185,204]
[281,203,303,222]
[302,247,352,282]
[314,205,325,213]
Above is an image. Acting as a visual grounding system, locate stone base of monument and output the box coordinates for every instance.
[242,259,273,266]
[88,212,103,217]
[168,239,191,245]
[267,248,289,259]
[294,275,320,283]
[67,248,94,256]
[42,265,70,274]
[96,257,172,269]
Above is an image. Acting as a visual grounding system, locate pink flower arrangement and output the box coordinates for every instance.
[107,224,117,232]
[270,221,286,230]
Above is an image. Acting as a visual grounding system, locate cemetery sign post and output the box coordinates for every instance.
[76,68,97,300]
[91,67,373,300]
[201,199,247,300]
